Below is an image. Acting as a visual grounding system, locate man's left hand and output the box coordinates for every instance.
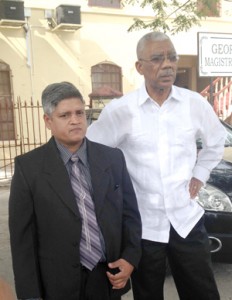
[106,259,134,289]
[189,177,203,199]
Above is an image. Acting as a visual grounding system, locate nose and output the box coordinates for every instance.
[70,113,80,123]
[162,56,173,67]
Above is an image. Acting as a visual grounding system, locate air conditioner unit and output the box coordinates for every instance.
[53,5,81,31]
[0,1,25,27]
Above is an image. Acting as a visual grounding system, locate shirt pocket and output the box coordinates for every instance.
[126,131,154,152]
[172,126,196,147]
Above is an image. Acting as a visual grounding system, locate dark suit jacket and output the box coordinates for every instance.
[9,137,141,300]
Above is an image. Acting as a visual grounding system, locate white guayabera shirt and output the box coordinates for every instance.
[87,83,226,243]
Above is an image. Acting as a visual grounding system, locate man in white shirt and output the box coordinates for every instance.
[87,32,226,300]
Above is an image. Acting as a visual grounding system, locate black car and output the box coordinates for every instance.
[196,121,232,263]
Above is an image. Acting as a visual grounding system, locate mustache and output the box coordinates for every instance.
[161,69,175,76]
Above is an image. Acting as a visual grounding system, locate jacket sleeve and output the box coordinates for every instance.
[120,151,142,268]
[9,158,43,299]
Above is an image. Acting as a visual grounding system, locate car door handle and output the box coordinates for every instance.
[208,236,222,253]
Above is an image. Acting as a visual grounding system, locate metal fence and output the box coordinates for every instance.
[200,77,232,119]
[0,97,51,180]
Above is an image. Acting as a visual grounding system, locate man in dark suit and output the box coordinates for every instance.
[9,82,142,300]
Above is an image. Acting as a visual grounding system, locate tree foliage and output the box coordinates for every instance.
[122,0,220,34]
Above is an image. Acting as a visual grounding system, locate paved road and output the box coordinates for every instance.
[1,186,232,299]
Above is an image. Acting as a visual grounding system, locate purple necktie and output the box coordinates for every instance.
[70,156,102,270]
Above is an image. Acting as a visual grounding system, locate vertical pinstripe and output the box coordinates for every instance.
[70,156,102,270]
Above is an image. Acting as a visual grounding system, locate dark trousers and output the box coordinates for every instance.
[80,263,121,300]
[131,217,220,300]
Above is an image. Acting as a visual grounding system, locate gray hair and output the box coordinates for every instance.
[136,32,171,59]
[42,81,84,115]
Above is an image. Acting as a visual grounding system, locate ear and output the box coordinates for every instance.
[135,61,144,75]
[43,114,52,130]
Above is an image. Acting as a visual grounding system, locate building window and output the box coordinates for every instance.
[91,62,122,92]
[0,61,15,140]
[88,0,121,9]
[89,62,123,108]
[197,0,221,17]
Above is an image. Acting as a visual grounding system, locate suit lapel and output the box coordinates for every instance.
[43,138,80,218]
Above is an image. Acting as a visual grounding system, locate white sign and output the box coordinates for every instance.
[198,32,232,77]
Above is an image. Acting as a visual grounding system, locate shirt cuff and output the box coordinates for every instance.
[192,165,210,184]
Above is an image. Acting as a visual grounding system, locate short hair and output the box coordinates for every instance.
[136,32,171,59]
[42,81,84,115]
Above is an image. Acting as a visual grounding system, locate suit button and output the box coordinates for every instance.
[72,263,79,268]
[73,241,78,247]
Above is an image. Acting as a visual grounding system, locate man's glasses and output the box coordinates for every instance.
[139,54,179,65]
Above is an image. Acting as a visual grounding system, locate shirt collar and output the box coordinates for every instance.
[170,85,184,102]
[137,82,151,106]
[55,138,88,167]
[138,83,182,106]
